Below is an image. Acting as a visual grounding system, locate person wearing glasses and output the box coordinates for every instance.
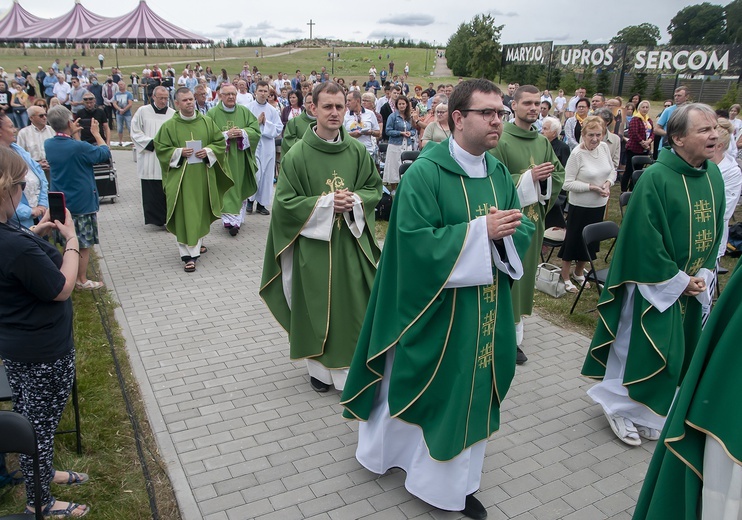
[207,84,260,237]
[342,79,534,520]
[16,105,54,177]
[420,103,450,148]
[491,84,565,365]
[0,146,91,518]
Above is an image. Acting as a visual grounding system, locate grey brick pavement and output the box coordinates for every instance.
[96,150,653,519]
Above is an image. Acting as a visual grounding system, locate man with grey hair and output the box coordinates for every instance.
[45,105,110,289]
[16,105,55,174]
[594,108,620,171]
[131,85,175,226]
[541,116,570,167]
[52,73,71,109]
[582,103,725,446]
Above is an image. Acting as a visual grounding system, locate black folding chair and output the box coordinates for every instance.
[399,162,413,177]
[400,150,420,163]
[570,221,620,314]
[0,411,43,520]
[618,191,632,218]
[631,155,653,187]
[0,364,82,455]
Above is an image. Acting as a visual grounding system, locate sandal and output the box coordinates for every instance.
[33,499,90,518]
[635,424,661,441]
[184,261,196,273]
[199,245,208,254]
[53,470,89,486]
[75,280,104,291]
[564,279,578,293]
[572,274,591,290]
[603,410,641,446]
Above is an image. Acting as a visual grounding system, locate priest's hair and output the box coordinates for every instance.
[447,79,502,130]
[666,103,717,147]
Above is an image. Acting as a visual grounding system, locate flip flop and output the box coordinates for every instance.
[75,280,104,291]
[54,470,89,485]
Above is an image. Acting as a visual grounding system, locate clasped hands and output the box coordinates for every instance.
[333,189,356,213]
[683,276,706,297]
[181,147,208,159]
[486,207,522,240]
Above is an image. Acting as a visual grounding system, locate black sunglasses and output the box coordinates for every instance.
[14,181,26,191]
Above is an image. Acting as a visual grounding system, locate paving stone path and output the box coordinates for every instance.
[96,150,652,519]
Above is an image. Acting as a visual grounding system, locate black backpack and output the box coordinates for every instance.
[376,189,392,221]
[727,223,742,257]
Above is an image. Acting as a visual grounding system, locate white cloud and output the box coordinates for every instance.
[367,30,411,40]
[217,21,242,29]
[378,14,434,26]
[488,9,518,17]
[534,33,570,42]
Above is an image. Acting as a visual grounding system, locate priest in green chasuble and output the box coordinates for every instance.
[341,79,534,520]
[581,103,725,446]
[633,263,742,520]
[206,84,260,236]
[260,82,382,393]
[490,85,565,365]
[154,87,231,273]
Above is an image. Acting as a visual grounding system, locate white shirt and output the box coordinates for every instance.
[236,91,254,107]
[53,81,71,103]
[16,124,55,161]
[343,107,380,154]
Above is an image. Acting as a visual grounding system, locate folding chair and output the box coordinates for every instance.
[400,150,420,163]
[0,364,82,455]
[618,191,632,218]
[631,155,653,187]
[541,198,567,263]
[399,162,413,177]
[570,221,620,314]
[0,411,43,520]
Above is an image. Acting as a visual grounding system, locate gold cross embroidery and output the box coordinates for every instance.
[477,339,494,369]
[695,229,713,252]
[482,283,497,303]
[476,204,489,216]
[526,204,540,222]
[693,200,712,223]
[326,170,346,192]
[481,310,496,337]
[688,257,705,273]
[221,120,237,132]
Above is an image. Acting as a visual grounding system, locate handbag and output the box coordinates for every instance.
[535,263,566,298]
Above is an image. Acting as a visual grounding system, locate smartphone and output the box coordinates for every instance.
[48,192,66,223]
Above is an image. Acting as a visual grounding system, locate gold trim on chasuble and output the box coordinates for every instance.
[460,175,501,446]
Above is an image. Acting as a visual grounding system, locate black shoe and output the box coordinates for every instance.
[516,347,528,365]
[256,204,270,215]
[229,226,239,236]
[246,201,254,213]
[461,493,487,520]
[310,377,330,393]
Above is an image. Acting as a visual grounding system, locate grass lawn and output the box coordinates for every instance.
[0,258,180,519]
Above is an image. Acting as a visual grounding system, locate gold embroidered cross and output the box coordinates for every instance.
[481,310,496,337]
[695,229,713,252]
[221,120,237,132]
[326,170,346,192]
[526,204,539,222]
[482,283,497,303]
[688,257,705,273]
[477,339,494,369]
[476,204,489,216]
[693,200,712,223]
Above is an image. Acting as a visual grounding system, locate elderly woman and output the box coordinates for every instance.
[0,146,90,517]
[564,97,590,150]
[713,118,742,259]
[421,103,450,148]
[559,116,616,292]
[0,114,48,228]
[542,116,570,167]
[383,95,417,192]
[622,100,654,192]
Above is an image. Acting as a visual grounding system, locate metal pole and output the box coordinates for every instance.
[332,46,335,75]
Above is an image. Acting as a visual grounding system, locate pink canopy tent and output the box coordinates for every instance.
[12,0,107,42]
[0,0,210,44]
[85,0,211,44]
[0,0,43,41]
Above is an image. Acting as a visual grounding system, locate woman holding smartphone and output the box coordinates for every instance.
[0,146,90,517]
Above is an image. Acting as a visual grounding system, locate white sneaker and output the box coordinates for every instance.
[603,410,641,446]
[635,424,661,441]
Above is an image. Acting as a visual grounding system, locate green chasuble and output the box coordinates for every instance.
[260,126,382,368]
[154,112,232,246]
[581,148,725,416]
[633,263,742,520]
[341,138,535,461]
[207,103,260,214]
[490,122,565,320]
[281,112,315,156]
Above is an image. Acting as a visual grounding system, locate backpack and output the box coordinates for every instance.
[376,187,392,221]
[727,223,742,257]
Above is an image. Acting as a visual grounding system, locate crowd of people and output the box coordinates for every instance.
[1,51,742,519]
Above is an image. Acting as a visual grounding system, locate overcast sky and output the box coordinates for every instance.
[3,0,697,47]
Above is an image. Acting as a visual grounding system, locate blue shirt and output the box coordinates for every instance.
[656,104,678,148]
[45,136,110,215]
[10,143,48,229]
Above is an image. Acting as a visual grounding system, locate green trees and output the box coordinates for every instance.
[446,14,503,79]
[610,23,661,46]
[668,3,728,44]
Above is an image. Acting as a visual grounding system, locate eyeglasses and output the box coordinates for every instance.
[14,181,26,191]
[83,98,95,101]
[664,104,672,108]
[459,108,508,122]
[35,113,47,117]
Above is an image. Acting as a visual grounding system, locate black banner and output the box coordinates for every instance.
[551,44,626,71]
[502,42,552,66]
[625,45,742,75]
